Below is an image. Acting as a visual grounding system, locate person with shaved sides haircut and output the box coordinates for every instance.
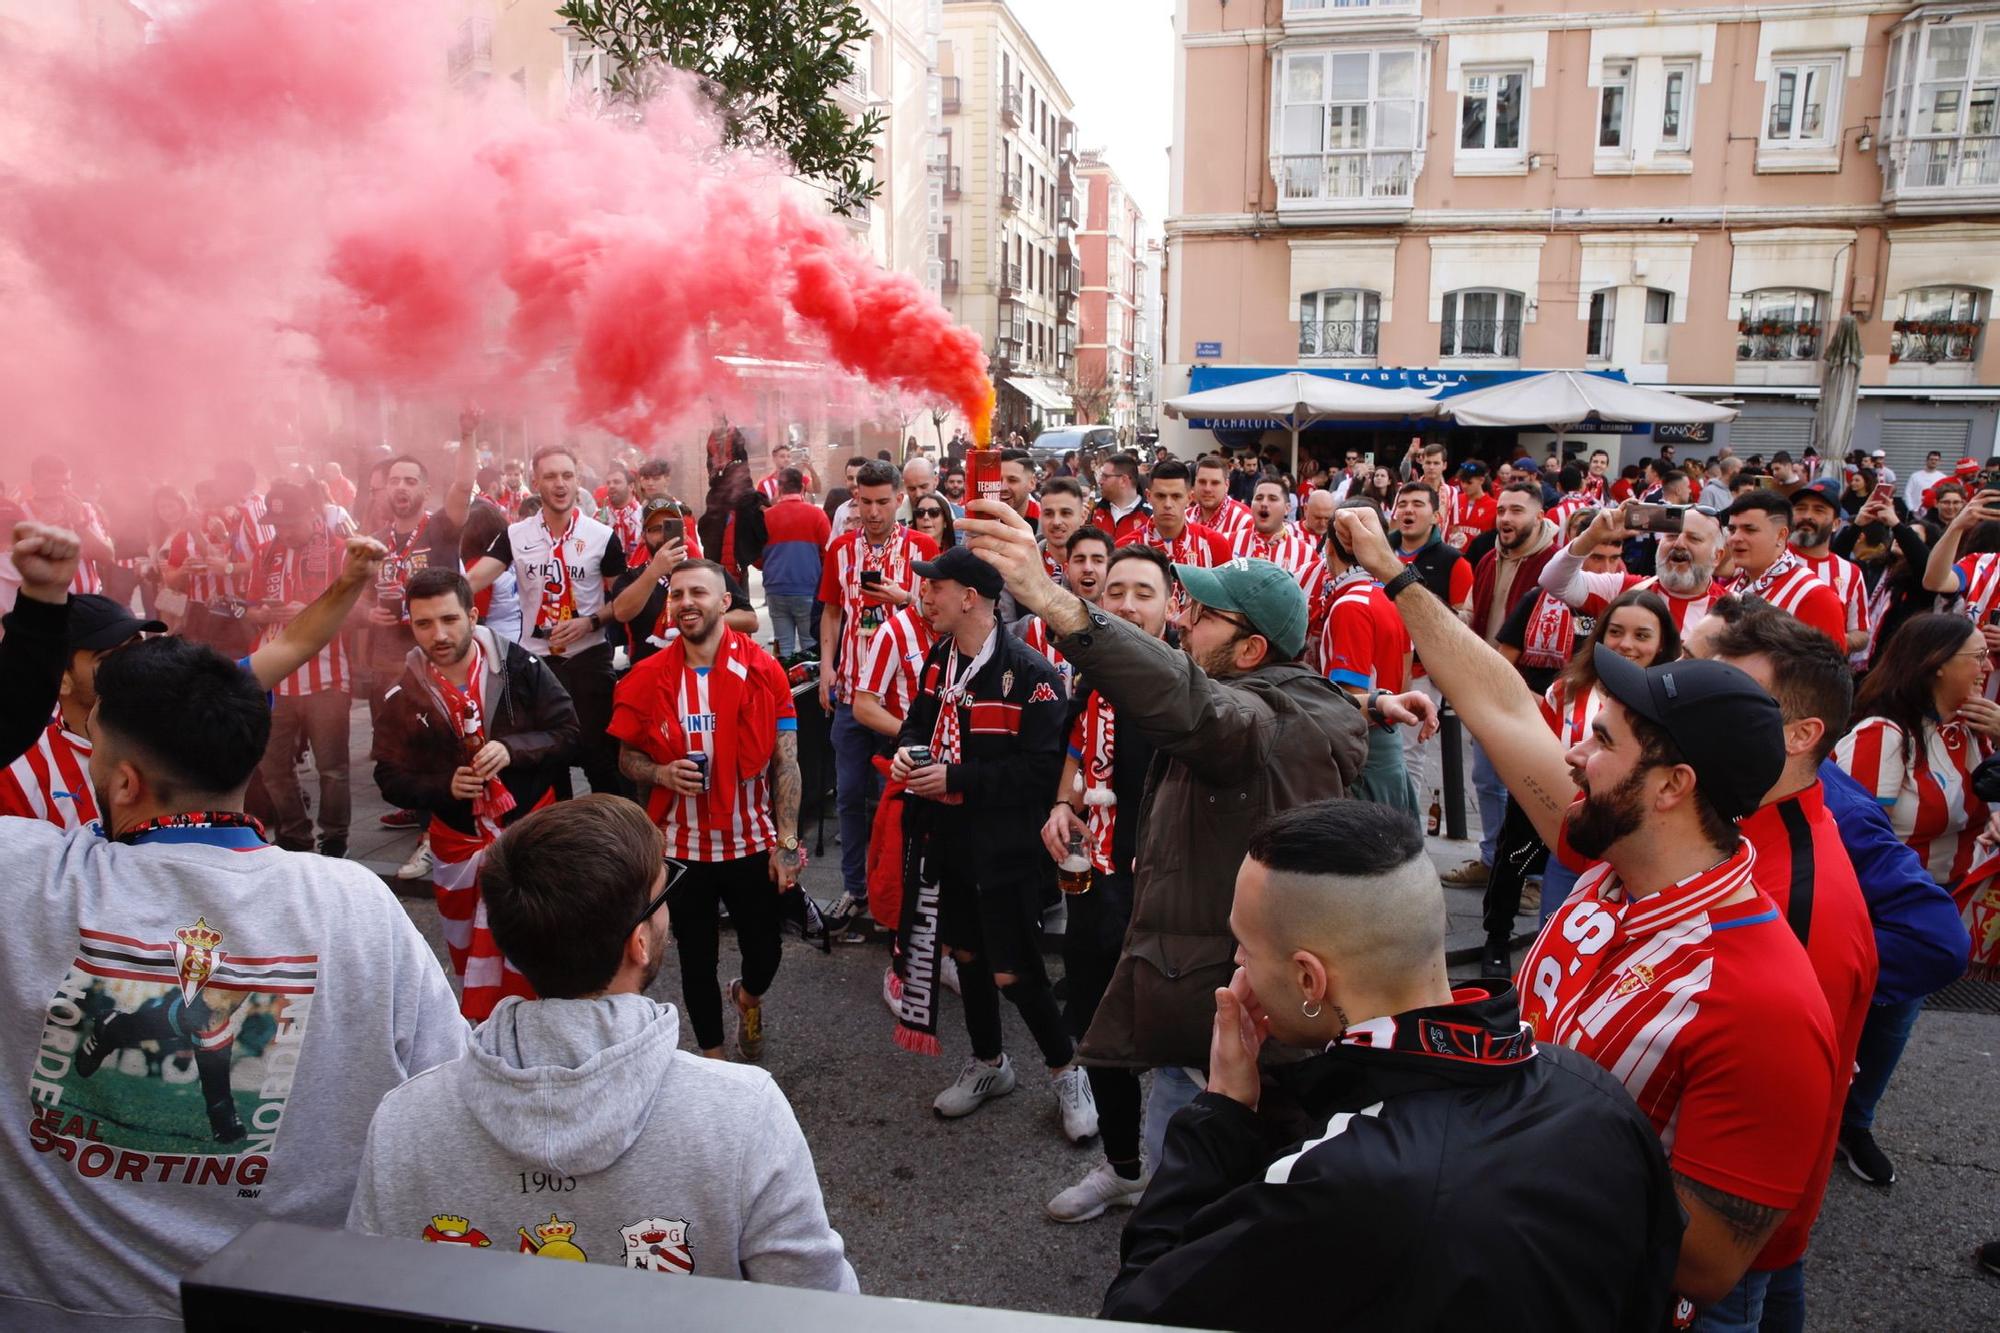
[1102,800,1680,1332]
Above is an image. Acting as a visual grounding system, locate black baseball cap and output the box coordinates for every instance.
[1590,645,1784,820]
[67,594,167,654]
[913,545,1002,600]
[1793,478,1844,510]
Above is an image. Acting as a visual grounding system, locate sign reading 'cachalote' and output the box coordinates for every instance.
[1194,341,1222,358]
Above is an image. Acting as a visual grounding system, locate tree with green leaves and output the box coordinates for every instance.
[557,0,886,215]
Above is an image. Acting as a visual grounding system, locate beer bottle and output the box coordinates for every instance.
[1427,789,1442,837]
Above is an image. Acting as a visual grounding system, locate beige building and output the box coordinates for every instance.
[1164,0,2000,472]
[939,0,1080,433]
[1076,152,1147,430]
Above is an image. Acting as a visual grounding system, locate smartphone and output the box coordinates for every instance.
[1625,503,1687,535]
[860,569,885,587]
[677,516,695,547]
[968,449,1006,507]
[1870,478,1894,507]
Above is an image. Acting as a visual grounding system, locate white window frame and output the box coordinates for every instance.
[1659,60,1696,153]
[1883,19,2000,194]
[1736,288,1827,363]
[1273,47,1427,209]
[1598,61,1633,153]
[1457,65,1528,169]
[1298,288,1383,358]
[1586,289,1617,362]
[1440,288,1525,359]
[1762,55,1843,150]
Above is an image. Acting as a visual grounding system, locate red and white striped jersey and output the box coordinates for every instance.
[428,817,536,1021]
[1554,566,1728,637]
[1834,715,1993,887]
[251,534,350,697]
[1549,494,1593,531]
[1539,679,1604,751]
[1518,842,1838,1222]
[1117,517,1234,568]
[815,526,937,703]
[1952,551,2000,623]
[600,499,643,556]
[1318,570,1410,693]
[0,716,96,829]
[21,497,110,595]
[1234,526,1318,582]
[165,522,252,605]
[1193,497,1255,544]
[1728,551,1847,646]
[758,472,783,502]
[238,491,274,548]
[652,661,796,862]
[1790,547,1870,651]
[856,606,936,721]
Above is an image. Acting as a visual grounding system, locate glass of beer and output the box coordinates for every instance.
[1058,832,1093,896]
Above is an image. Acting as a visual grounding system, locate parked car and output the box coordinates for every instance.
[1028,426,1118,470]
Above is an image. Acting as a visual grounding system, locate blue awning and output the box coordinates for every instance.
[1183,365,1632,432]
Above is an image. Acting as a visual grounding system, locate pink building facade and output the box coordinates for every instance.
[1077,153,1147,430]
[1164,0,2000,472]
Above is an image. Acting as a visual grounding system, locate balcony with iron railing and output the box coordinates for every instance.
[1890,319,1983,364]
[1299,318,1381,358]
[449,15,492,84]
[1440,319,1522,359]
[1001,87,1023,127]
[940,75,960,114]
[1000,172,1023,210]
[999,261,1024,295]
[941,259,960,293]
[1273,151,1417,214]
[1736,319,1823,362]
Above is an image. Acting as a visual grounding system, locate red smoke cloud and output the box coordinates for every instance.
[0,0,992,476]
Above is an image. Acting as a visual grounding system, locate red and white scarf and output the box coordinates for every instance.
[1730,549,1806,604]
[925,631,997,803]
[532,509,579,638]
[1074,691,1119,873]
[425,641,515,826]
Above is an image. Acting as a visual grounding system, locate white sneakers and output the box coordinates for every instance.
[1046,1161,1151,1223]
[933,1055,1017,1117]
[396,835,433,881]
[1055,1066,1099,1143]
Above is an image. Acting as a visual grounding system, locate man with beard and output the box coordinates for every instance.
[468,446,630,799]
[1787,479,1870,655]
[373,568,580,1019]
[1296,488,1336,548]
[1000,448,1042,531]
[597,465,644,556]
[961,501,1427,1178]
[609,500,757,667]
[1538,500,1731,637]
[1090,452,1152,544]
[1332,504,1839,1328]
[1449,482,1561,885]
[363,422,479,827]
[939,461,967,514]
[886,547,1088,1134]
[1720,491,1847,647]
[1043,545,1176,1223]
[1036,477,1089,581]
[611,561,803,1062]
[348,794,857,1293]
[1115,459,1234,621]
[1192,455,1255,546]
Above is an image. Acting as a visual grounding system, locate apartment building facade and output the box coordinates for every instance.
[1164,0,2000,472]
[1076,152,1148,430]
[939,0,1080,432]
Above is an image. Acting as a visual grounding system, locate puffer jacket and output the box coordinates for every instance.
[1055,609,1367,1069]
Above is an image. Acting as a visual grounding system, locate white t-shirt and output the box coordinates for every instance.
[0,819,465,1328]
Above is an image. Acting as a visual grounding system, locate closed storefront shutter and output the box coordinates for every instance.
[1878,417,1973,480]
[1725,416,1815,455]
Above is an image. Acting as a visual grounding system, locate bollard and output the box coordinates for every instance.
[1440,705,1468,841]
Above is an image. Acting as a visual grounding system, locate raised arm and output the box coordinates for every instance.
[0,524,79,766]
[441,409,482,529]
[1339,507,1576,847]
[247,536,386,690]
[1922,487,1999,595]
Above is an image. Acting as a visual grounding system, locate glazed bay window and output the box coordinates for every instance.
[1458,66,1526,169]
[1737,289,1826,362]
[1441,288,1523,358]
[1275,48,1423,208]
[1299,288,1381,357]
[1891,286,1985,363]
[1883,19,2000,200]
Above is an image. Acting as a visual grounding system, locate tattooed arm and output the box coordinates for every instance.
[619,742,668,804]
[1671,1172,1788,1309]
[769,730,802,890]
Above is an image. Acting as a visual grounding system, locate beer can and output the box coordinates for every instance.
[688,752,710,791]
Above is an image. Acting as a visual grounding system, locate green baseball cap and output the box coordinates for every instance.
[1173,557,1308,660]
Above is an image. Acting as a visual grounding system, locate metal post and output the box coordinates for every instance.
[1440,705,1468,841]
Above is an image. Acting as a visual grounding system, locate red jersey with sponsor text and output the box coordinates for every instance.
[815,526,936,704]
[1516,844,1837,1230]
[0,717,96,829]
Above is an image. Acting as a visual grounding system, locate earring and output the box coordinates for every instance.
[1300,998,1323,1019]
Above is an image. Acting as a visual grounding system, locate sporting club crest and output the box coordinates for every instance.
[621,1216,693,1274]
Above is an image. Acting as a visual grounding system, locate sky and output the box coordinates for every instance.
[1003,0,1175,236]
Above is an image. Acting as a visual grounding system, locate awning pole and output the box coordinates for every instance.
[1290,417,1300,478]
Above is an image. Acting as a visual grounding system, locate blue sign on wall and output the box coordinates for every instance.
[1194,341,1222,358]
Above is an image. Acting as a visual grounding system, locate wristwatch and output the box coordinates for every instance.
[778,836,800,852]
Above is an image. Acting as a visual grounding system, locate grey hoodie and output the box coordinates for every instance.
[347,994,856,1292]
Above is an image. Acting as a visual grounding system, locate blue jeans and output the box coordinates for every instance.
[1540,855,1582,925]
[1695,1266,1771,1333]
[1758,1259,1804,1333]
[767,594,816,658]
[1471,737,1507,867]
[829,702,879,899]
[1843,996,1924,1131]
[1142,1065,1204,1170]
